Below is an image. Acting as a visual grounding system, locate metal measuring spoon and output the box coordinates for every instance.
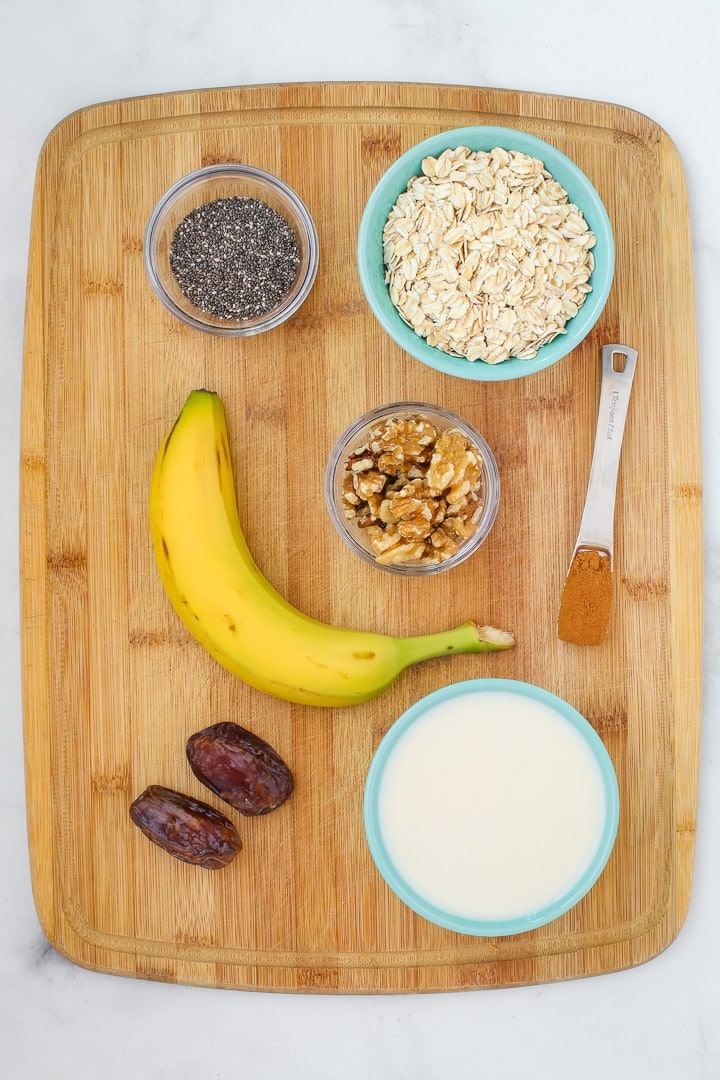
[558,343,638,646]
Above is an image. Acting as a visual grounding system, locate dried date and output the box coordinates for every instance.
[186,722,294,816]
[129,785,242,869]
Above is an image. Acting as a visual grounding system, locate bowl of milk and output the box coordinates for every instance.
[363,679,619,936]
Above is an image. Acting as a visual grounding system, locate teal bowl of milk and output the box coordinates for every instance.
[363,679,619,936]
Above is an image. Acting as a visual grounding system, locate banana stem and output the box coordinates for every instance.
[398,620,515,667]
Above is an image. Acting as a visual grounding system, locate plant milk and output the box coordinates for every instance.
[377,690,608,921]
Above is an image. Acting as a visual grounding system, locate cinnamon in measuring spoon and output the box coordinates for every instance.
[557,547,613,646]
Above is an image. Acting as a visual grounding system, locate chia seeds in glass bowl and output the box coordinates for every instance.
[169,197,301,321]
[144,164,319,336]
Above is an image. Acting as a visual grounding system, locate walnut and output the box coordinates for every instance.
[367,524,401,553]
[342,473,361,507]
[372,417,438,474]
[365,492,385,519]
[387,478,445,541]
[349,453,376,473]
[340,412,486,565]
[354,468,386,500]
[427,430,481,495]
[387,478,434,521]
[429,528,460,558]
[379,498,398,524]
[376,539,429,565]
[441,514,477,541]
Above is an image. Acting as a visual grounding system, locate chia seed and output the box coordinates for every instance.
[169,196,301,321]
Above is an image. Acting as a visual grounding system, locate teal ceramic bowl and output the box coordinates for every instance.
[357,126,615,382]
[363,679,619,936]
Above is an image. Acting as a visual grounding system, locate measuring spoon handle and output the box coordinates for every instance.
[574,343,638,560]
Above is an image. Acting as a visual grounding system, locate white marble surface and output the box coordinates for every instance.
[2,2,719,1076]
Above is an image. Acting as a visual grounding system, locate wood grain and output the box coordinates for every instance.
[19,82,702,992]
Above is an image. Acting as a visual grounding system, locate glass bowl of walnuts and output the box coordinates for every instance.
[324,402,500,575]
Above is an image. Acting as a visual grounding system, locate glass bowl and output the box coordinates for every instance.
[324,402,500,575]
[144,163,319,335]
[357,126,615,381]
[363,679,620,936]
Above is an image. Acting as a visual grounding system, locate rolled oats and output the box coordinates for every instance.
[383,146,597,364]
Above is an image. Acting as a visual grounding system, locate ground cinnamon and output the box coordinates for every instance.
[557,547,613,646]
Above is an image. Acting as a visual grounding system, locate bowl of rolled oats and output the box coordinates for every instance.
[324,402,500,574]
[357,126,614,380]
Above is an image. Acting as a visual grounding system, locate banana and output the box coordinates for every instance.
[149,390,514,707]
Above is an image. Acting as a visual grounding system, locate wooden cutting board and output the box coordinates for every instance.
[20,82,702,992]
